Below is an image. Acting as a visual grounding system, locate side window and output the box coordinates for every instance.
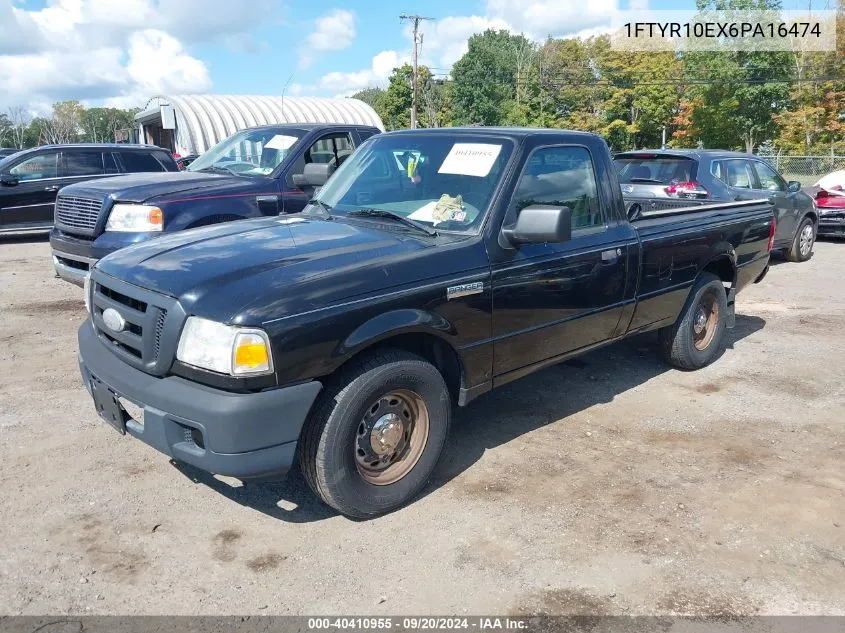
[104,153,120,174]
[288,132,355,187]
[358,128,378,142]
[9,153,58,181]
[512,146,603,232]
[752,161,786,192]
[723,160,755,189]
[710,160,723,180]
[120,151,165,173]
[62,151,104,177]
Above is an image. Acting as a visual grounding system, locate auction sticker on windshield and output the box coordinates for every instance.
[438,143,502,178]
[265,134,299,150]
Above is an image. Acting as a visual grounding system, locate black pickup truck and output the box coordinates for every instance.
[77,127,774,518]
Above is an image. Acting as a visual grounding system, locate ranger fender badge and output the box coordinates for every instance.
[447,281,484,300]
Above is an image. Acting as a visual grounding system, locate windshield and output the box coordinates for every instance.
[615,155,697,184]
[187,128,306,176]
[308,134,513,234]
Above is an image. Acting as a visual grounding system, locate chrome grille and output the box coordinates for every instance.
[55,195,103,234]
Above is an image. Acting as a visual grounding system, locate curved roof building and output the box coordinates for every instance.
[134,94,384,156]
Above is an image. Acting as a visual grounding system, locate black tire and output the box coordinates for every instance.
[298,349,451,519]
[784,217,815,262]
[658,273,728,370]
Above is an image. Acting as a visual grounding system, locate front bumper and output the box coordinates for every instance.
[50,229,159,287]
[78,320,322,478]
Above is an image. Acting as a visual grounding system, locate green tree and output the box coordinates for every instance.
[451,29,535,126]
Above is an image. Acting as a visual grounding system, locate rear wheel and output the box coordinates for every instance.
[659,273,728,370]
[783,217,815,262]
[298,349,450,518]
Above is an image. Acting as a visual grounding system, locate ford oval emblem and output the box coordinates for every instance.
[102,308,126,333]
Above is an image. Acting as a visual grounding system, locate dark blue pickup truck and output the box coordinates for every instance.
[50,123,380,285]
[77,127,774,518]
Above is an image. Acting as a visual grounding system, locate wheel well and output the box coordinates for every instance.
[804,210,818,226]
[702,256,735,288]
[353,333,464,403]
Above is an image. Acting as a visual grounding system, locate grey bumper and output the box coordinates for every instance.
[78,320,322,478]
[53,250,97,287]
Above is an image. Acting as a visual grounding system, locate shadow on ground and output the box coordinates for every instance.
[173,314,766,523]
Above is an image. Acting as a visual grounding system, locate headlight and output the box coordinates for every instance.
[176,317,273,376]
[105,204,163,232]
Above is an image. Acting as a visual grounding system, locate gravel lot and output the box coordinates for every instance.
[0,235,843,617]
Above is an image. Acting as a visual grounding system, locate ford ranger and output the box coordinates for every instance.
[77,128,774,518]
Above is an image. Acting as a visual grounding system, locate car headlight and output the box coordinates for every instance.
[176,317,273,376]
[105,204,163,232]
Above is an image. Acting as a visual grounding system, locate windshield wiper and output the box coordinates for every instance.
[346,208,437,237]
[196,165,238,175]
[627,177,664,184]
[306,198,334,219]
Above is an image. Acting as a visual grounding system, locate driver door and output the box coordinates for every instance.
[1,150,60,228]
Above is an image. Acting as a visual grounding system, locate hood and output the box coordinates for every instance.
[60,171,269,204]
[94,215,453,323]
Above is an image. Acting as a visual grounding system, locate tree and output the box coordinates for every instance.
[451,30,535,126]
[0,114,11,147]
[80,107,137,143]
[6,105,30,149]
[350,87,385,111]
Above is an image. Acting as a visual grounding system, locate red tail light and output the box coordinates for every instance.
[767,217,776,252]
[664,181,709,199]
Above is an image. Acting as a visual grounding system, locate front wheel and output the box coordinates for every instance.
[783,217,816,262]
[659,273,728,370]
[298,349,451,519]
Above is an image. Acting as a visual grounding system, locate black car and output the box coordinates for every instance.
[0,144,178,235]
[615,150,818,262]
[0,148,20,159]
[77,127,774,518]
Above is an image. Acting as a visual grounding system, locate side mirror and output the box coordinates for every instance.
[501,205,572,247]
[0,174,19,187]
[292,162,336,188]
[787,180,801,193]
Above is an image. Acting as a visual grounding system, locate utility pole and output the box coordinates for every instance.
[400,13,433,129]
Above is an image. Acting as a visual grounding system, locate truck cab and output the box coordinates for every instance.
[49,123,380,285]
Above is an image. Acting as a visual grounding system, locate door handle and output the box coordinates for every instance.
[44,185,60,192]
[601,248,621,263]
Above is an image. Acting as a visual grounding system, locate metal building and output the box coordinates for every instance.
[134,95,385,157]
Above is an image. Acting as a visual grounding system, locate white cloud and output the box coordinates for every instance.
[416,15,510,69]
[318,49,406,96]
[0,0,275,111]
[300,9,356,69]
[483,0,618,40]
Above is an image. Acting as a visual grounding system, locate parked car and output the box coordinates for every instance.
[50,123,381,285]
[615,149,818,262]
[174,154,199,170]
[76,127,774,518]
[0,148,21,159]
[0,144,178,236]
[813,173,845,237]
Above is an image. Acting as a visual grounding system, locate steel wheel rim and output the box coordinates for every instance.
[354,389,430,486]
[693,293,719,351]
[799,224,814,257]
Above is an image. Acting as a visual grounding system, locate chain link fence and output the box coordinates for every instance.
[755,154,845,185]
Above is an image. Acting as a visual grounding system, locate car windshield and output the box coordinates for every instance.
[187,128,307,176]
[307,134,513,234]
[615,155,696,184]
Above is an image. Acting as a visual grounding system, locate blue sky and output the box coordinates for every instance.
[0,0,813,112]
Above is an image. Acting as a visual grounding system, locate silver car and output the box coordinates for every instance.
[615,149,818,262]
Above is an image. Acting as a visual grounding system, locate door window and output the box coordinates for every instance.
[9,153,58,181]
[120,151,166,173]
[510,146,603,232]
[63,151,105,177]
[752,161,786,192]
[288,132,355,188]
[723,160,755,189]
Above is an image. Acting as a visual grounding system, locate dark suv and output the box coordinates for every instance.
[615,150,818,262]
[0,144,178,235]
